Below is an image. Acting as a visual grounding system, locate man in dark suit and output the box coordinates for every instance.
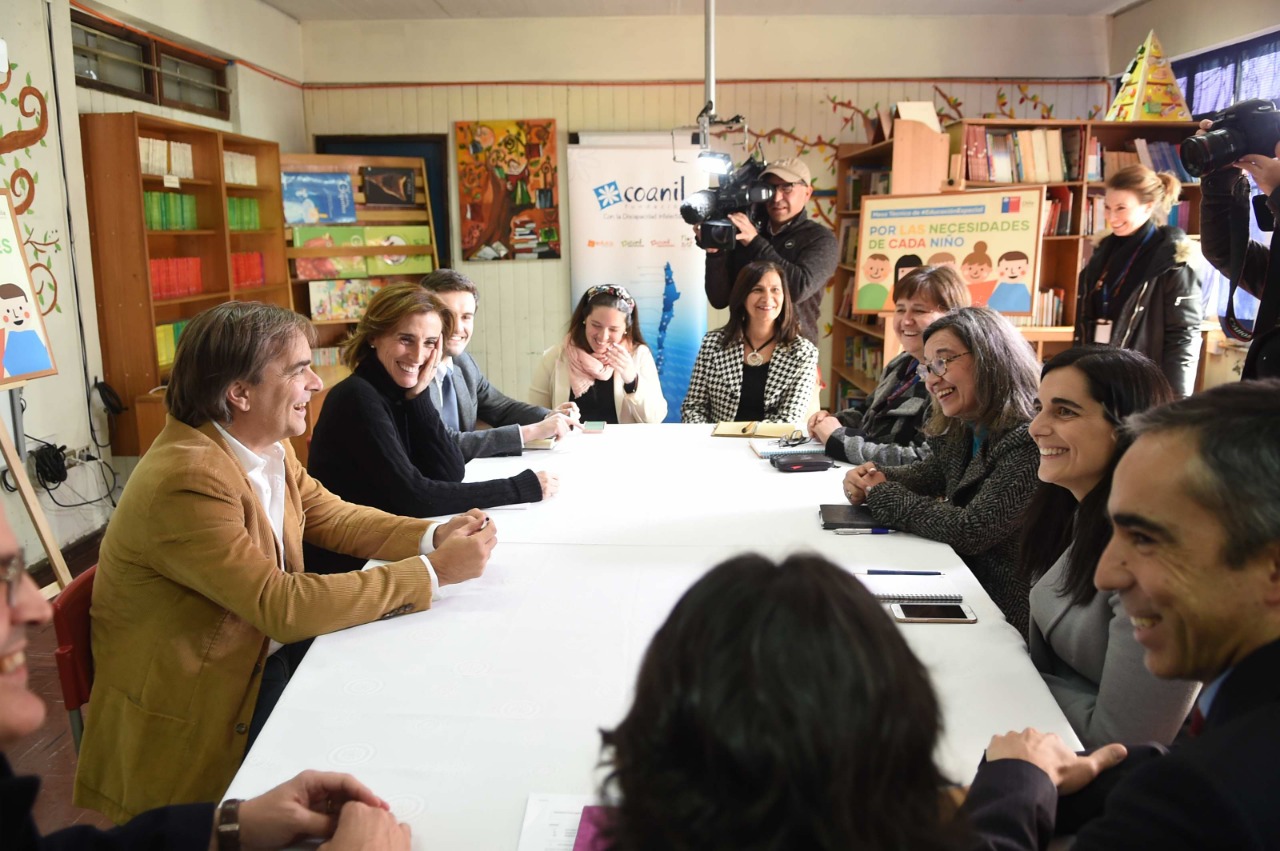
[962,380,1280,850]
[420,270,579,459]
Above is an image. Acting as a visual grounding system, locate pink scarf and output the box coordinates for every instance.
[565,335,616,398]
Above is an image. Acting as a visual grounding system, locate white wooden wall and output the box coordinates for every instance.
[303,79,1105,402]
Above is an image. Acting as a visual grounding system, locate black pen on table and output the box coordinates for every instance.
[855,569,942,576]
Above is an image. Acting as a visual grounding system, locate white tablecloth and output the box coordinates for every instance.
[227,424,1078,849]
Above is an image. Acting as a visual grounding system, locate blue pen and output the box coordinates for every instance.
[834,528,897,536]
[863,569,942,576]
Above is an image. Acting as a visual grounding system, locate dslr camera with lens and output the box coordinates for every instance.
[681,159,774,251]
[1180,98,1280,177]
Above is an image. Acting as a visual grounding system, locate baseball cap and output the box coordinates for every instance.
[762,158,811,186]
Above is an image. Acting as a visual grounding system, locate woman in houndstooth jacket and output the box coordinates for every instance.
[681,261,818,425]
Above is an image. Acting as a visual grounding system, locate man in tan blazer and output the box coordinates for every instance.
[75,302,497,824]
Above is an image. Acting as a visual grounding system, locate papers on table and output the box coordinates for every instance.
[517,794,596,851]
[856,572,962,604]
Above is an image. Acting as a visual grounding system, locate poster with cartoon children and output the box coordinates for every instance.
[852,187,1043,316]
[0,192,56,386]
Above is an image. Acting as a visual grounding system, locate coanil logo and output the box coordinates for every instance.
[593,177,687,211]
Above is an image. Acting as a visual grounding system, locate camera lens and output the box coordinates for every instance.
[1179,128,1245,177]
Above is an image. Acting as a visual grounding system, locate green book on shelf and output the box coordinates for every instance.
[364,226,433,276]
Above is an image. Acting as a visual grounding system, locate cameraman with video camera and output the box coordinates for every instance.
[700,158,839,346]
[1193,98,1280,379]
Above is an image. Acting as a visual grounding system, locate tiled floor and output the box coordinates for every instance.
[10,613,114,832]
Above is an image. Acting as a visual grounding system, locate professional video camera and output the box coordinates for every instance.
[1180,98,1280,177]
[680,158,774,251]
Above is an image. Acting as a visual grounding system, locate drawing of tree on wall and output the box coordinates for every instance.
[455,119,561,261]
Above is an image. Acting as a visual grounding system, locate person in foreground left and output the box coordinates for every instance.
[0,508,411,850]
[962,380,1280,849]
[75,302,497,824]
[595,553,965,850]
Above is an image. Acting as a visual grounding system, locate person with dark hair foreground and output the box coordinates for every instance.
[598,553,964,851]
[809,264,970,466]
[964,380,1280,850]
[308,284,556,572]
[1021,347,1197,748]
[76,301,497,823]
[681,260,818,424]
[842,307,1041,635]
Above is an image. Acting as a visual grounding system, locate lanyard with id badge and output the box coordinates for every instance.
[1091,228,1155,344]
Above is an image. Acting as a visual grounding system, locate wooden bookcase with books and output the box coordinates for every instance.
[80,112,291,455]
[947,118,1201,333]
[280,153,438,361]
[827,122,950,409]
[280,154,438,464]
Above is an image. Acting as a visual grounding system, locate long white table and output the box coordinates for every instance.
[227,424,1079,849]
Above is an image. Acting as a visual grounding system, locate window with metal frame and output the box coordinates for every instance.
[70,11,231,121]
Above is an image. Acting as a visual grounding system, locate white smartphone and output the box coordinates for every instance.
[890,603,977,624]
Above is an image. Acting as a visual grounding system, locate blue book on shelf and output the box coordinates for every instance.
[282,172,357,225]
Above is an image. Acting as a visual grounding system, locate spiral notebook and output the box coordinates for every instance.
[857,573,963,605]
[750,437,823,458]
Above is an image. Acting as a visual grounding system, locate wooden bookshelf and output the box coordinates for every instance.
[80,112,291,455]
[825,117,1205,410]
[827,123,949,410]
[281,153,439,349]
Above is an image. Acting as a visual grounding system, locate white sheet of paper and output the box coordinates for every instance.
[516,793,595,851]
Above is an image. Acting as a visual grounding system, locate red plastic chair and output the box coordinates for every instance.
[52,565,96,753]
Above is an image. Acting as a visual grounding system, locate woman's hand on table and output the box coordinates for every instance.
[536,471,560,499]
[808,410,840,444]
[842,463,886,505]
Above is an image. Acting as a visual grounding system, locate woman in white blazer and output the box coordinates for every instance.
[681,260,818,425]
[1021,346,1199,747]
[529,284,667,424]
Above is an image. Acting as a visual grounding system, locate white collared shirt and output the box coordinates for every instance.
[214,424,442,637]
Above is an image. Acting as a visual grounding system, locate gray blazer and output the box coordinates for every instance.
[1030,548,1199,748]
[431,352,550,460]
[868,423,1039,636]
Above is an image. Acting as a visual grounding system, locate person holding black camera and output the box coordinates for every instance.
[701,158,839,347]
[1196,107,1280,379]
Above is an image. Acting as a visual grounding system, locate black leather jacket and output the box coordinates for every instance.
[1075,225,1203,397]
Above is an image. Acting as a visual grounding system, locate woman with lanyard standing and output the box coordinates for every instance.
[808,265,970,466]
[1075,164,1203,397]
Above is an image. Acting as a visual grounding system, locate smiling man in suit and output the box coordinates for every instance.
[74,302,497,824]
[962,380,1280,850]
[421,270,579,458]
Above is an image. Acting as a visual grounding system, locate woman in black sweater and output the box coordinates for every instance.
[307,283,554,572]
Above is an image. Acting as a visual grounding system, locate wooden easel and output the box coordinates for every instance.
[0,190,72,591]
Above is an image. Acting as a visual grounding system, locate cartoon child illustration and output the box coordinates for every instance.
[0,284,52,377]
[855,253,892,311]
[960,241,998,307]
[927,252,957,269]
[988,250,1033,314]
[895,254,924,282]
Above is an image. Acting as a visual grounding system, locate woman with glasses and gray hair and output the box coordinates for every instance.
[530,285,667,424]
[681,260,818,425]
[842,306,1041,635]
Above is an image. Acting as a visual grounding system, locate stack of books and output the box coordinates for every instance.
[154,320,191,368]
[148,257,203,299]
[231,252,266,289]
[1005,289,1065,327]
[144,192,198,230]
[227,197,261,231]
[223,151,259,185]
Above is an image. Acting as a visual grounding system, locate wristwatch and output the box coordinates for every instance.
[215,798,241,851]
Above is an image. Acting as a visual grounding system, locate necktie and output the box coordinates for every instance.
[1188,705,1206,738]
[439,371,461,431]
